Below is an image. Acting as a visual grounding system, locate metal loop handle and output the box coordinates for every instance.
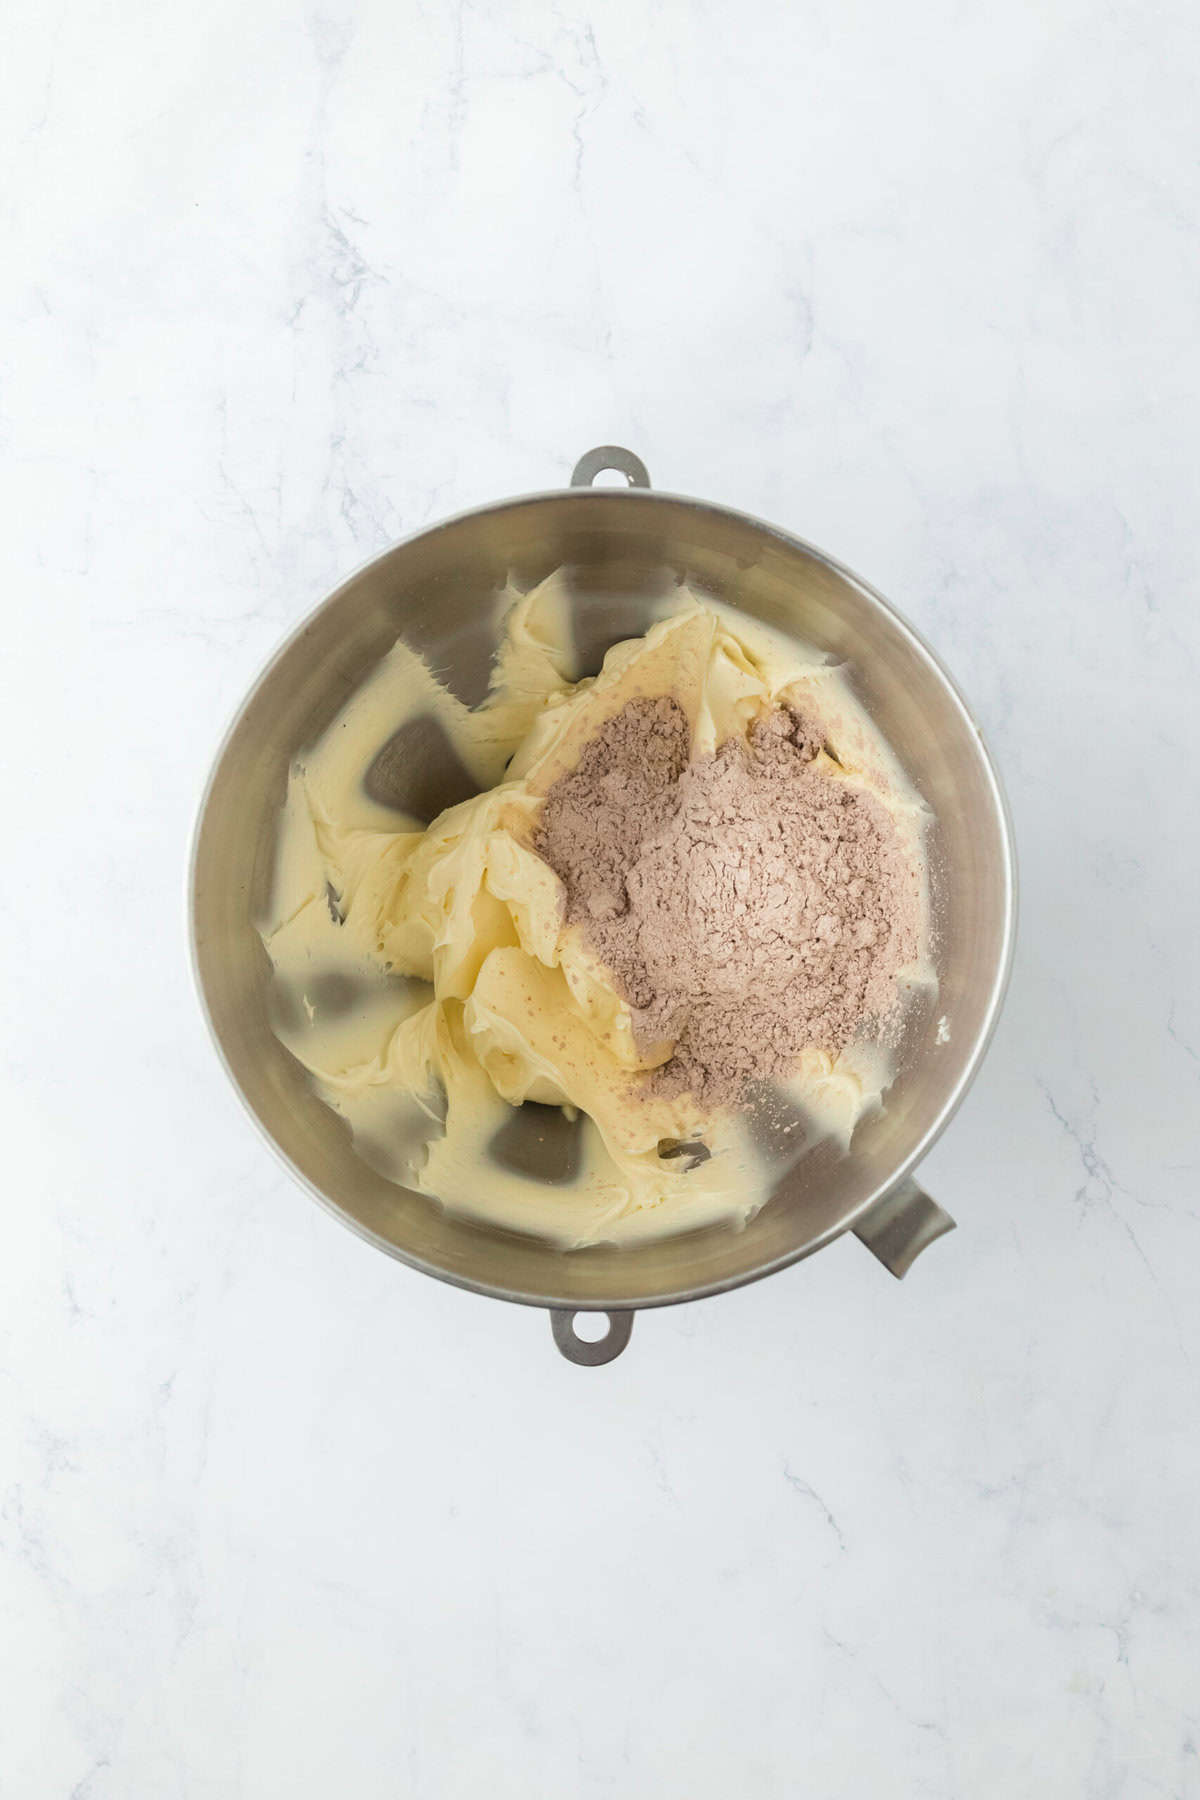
[550,1309,634,1365]
[570,446,651,489]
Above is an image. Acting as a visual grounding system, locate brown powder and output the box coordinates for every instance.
[533,696,921,1108]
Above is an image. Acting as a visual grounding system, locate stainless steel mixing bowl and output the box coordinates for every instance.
[191,446,1016,1363]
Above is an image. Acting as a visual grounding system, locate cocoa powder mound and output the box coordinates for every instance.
[533,696,921,1109]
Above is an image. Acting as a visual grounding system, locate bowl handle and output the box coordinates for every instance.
[550,1309,635,1365]
[570,445,651,489]
[853,1177,956,1277]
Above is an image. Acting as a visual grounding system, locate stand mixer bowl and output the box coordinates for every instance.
[190,447,1016,1363]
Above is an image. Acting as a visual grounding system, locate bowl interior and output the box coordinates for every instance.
[192,491,1013,1309]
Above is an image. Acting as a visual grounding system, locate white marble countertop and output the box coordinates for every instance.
[4,1,1199,1793]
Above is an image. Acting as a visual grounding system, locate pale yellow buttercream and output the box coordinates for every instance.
[260,576,932,1247]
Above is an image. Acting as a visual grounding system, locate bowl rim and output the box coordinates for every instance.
[188,483,1018,1312]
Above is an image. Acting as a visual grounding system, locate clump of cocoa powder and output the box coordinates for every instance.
[533,696,921,1108]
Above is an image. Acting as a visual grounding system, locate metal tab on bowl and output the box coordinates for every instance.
[550,1309,634,1365]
